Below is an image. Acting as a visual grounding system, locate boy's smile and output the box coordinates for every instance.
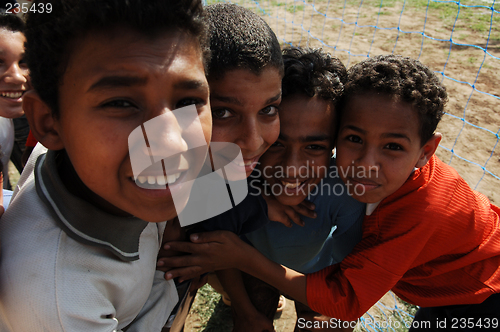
[46,27,211,222]
[259,95,334,206]
[0,29,30,119]
[337,92,437,203]
[209,67,282,177]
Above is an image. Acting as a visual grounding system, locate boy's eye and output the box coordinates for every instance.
[384,143,403,151]
[212,108,232,119]
[176,98,204,109]
[260,105,278,116]
[270,141,284,148]
[102,99,136,109]
[346,135,362,144]
[306,144,326,150]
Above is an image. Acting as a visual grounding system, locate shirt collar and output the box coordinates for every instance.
[34,150,148,261]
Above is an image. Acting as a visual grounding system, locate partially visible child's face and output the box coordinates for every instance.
[209,67,281,177]
[0,29,30,119]
[258,95,334,206]
[49,28,211,222]
[336,92,432,203]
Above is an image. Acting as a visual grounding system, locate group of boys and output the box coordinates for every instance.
[0,1,499,332]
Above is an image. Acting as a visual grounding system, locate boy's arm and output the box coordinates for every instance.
[216,269,276,332]
[158,230,308,305]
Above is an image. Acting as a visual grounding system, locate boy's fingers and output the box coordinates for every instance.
[285,208,305,227]
[164,266,204,282]
[273,216,292,227]
[189,230,236,244]
[301,200,315,210]
[292,203,317,219]
[163,241,201,254]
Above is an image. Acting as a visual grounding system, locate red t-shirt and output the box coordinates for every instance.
[25,130,38,147]
[307,155,500,320]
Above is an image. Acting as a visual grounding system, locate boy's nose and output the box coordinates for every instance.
[236,120,264,155]
[129,104,208,178]
[283,150,306,178]
[355,146,379,174]
[3,63,28,85]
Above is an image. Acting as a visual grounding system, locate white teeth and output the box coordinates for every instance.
[136,172,181,186]
[167,172,181,184]
[157,175,166,185]
[282,181,300,189]
[0,92,23,99]
[235,161,253,167]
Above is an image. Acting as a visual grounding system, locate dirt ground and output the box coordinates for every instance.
[183,1,499,331]
[253,0,500,204]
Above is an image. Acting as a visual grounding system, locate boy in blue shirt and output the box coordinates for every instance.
[234,47,365,331]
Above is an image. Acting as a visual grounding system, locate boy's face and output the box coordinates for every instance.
[51,28,211,222]
[337,92,431,203]
[258,95,334,206]
[209,67,281,177]
[0,29,30,119]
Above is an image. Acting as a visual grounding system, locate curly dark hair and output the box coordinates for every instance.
[24,0,208,118]
[342,54,447,144]
[0,12,25,32]
[205,3,283,80]
[282,47,346,105]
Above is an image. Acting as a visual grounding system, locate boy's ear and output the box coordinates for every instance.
[23,91,65,151]
[415,133,442,168]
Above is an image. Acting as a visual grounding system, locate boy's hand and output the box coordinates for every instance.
[264,193,316,227]
[157,231,252,282]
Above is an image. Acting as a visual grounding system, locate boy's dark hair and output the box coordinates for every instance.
[24,0,209,118]
[342,54,447,145]
[282,47,346,105]
[205,3,283,80]
[0,12,25,32]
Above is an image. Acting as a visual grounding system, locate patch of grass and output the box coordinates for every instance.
[7,162,20,189]
[471,21,488,33]
[188,284,229,331]
[286,4,304,13]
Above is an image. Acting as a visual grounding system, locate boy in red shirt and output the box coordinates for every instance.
[160,55,500,331]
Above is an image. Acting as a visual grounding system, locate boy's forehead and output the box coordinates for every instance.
[63,28,202,82]
[279,95,334,139]
[342,92,421,139]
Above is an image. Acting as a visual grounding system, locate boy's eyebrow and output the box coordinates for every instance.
[381,132,412,142]
[88,75,148,91]
[88,76,208,93]
[343,125,411,142]
[279,133,330,142]
[211,92,281,106]
[174,79,209,91]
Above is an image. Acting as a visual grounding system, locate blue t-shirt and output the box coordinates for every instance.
[245,159,365,274]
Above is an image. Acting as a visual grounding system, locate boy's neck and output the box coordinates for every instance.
[56,150,132,217]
